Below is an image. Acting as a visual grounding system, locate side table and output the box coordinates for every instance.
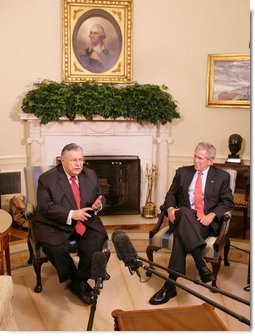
[0,209,12,275]
[112,303,228,331]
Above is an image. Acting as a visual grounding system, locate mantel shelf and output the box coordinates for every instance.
[19,113,139,123]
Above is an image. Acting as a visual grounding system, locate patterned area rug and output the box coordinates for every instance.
[9,235,249,274]
[10,250,30,271]
[11,249,250,331]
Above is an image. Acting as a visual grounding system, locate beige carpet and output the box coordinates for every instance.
[10,238,250,331]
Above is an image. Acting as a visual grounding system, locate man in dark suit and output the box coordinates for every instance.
[149,142,234,305]
[33,143,108,305]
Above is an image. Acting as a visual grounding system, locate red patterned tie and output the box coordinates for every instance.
[194,171,205,218]
[70,176,86,236]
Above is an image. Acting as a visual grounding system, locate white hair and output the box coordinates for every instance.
[90,24,106,39]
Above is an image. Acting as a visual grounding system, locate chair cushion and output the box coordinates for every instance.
[149,226,220,259]
[234,192,248,206]
[150,226,174,249]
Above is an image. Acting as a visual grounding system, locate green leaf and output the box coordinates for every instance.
[21,80,180,125]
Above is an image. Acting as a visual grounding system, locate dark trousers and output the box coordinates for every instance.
[168,206,214,275]
[41,226,106,283]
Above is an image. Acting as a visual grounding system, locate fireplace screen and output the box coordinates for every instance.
[85,156,140,215]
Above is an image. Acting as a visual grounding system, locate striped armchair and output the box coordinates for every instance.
[24,165,110,293]
[146,168,237,289]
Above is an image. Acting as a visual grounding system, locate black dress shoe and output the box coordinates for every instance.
[199,266,216,283]
[149,286,177,305]
[67,280,92,305]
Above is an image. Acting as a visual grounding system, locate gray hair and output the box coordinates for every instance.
[196,142,216,160]
[61,143,83,156]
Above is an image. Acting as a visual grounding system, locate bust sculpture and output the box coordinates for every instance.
[226,133,243,163]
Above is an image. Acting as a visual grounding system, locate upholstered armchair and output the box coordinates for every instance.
[24,165,110,293]
[146,168,237,289]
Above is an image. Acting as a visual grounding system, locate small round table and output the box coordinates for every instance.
[0,209,12,275]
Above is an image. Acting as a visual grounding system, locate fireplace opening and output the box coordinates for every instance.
[85,156,140,216]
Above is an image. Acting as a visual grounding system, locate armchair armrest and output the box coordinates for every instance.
[25,202,35,222]
[149,205,165,238]
[213,212,231,252]
[149,205,168,239]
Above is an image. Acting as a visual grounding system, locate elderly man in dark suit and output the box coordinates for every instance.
[33,143,108,305]
[149,142,234,305]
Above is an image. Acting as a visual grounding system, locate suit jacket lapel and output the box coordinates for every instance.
[183,167,196,206]
[204,166,216,204]
[78,170,92,208]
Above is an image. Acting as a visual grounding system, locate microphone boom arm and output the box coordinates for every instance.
[138,256,250,306]
[143,264,250,326]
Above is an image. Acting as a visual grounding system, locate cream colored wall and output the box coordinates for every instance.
[0,0,250,172]
[133,0,250,160]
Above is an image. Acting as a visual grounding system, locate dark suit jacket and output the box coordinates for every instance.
[164,165,234,234]
[34,164,108,245]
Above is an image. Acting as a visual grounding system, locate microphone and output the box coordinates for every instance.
[91,251,107,289]
[112,230,142,277]
[111,231,250,326]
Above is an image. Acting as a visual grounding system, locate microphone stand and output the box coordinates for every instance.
[138,256,250,306]
[143,264,250,326]
[86,284,101,331]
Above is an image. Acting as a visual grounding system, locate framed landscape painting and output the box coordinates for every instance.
[206,54,250,108]
[63,0,133,83]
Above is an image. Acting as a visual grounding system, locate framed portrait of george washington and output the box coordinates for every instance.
[63,0,133,83]
[206,54,250,109]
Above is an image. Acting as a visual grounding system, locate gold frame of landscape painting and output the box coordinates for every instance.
[206,54,250,108]
[63,0,133,83]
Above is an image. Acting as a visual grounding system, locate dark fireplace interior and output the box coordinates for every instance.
[85,156,140,215]
[56,155,141,215]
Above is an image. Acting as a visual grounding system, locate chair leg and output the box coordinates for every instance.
[210,256,222,291]
[145,245,161,276]
[33,259,45,293]
[27,239,33,264]
[224,238,230,266]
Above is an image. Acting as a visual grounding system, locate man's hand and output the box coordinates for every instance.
[72,207,93,221]
[198,212,216,226]
[167,207,179,223]
[92,195,103,211]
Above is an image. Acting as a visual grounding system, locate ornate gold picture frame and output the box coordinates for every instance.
[63,0,133,83]
[206,54,250,108]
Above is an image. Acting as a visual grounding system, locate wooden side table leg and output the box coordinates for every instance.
[5,246,11,275]
[0,250,4,275]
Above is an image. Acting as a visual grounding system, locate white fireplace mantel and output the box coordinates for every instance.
[20,113,172,211]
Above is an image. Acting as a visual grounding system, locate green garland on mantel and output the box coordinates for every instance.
[21,80,180,125]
